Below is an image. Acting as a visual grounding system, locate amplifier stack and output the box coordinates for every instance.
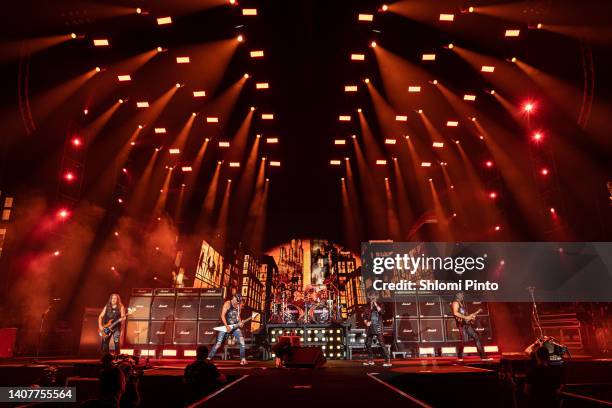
[394,292,493,351]
[124,288,224,351]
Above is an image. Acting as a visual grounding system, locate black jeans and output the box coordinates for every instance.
[364,326,390,361]
[101,329,121,353]
[457,324,485,358]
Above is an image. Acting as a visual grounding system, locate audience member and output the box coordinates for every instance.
[524,346,562,407]
[80,366,125,408]
[184,345,226,403]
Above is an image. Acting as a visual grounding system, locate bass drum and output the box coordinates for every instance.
[283,304,302,323]
[310,304,330,324]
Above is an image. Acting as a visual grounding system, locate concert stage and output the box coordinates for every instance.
[1,355,611,407]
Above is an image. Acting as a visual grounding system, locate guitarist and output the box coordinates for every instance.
[207,293,247,365]
[98,293,126,355]
[451,292,487,361]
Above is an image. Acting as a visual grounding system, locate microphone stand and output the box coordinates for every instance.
[34,304,53,364]
[527,286,544,340]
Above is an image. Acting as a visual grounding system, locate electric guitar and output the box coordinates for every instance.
[462,308,483,326]
[98,307,135,338]
[213,313,259,332]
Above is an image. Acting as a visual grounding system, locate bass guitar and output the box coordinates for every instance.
[98,307,135,339]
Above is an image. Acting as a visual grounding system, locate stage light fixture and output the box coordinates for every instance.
[250,106,256,112]
[229,162,240,167]
[219,141,230,147]
[471,117,477,122]
[485,161,493,168]
[269,161,281,167]
[447,121,459,127]
[339,115,351,121]
[532,132,543,141]
[256,82,269,89]
[206,117,219,123]
[261,113,274,119]
[119,99,125,104]
[136,101,149,108]
[481,65,495,72]
[242,8,257,16]
[335,139,346,145]
[469,6,475,12]
[537,23,543,29]
[370,41,377,48]
[138,125,144,129]
[421,162,431,167]
[64,172,75,182]
[83,109,89,115]
[93,39,109,47]
[169,148,180,154]
[447,43,454,49]
[523,102,535,113]
[359,13,374,21]
[376,160,387,165]
[439,13,454,21]
[330,160,341,165]
[57,209,70,219]
[345,85,358,92]
[541,168,549,176]
[432,142,444,148]
[70,33,77,39]
[495,225,501,231]
[408,86,421,93]
[157,17,172,25]
[489,89,496,95]
[357,108,362,113]
[117,75,131,82]
[511,57,517,63]
[256,134,261,138]
[417,109,423,114]
[364,78,370,84]
[422,54,436,61]
[489,192,497,199]
[395,115,407,122]
[463,94,476,101]
[193,90,206,98]
[431,80,438,85]
[505,29,520,37]
[550,207,556,213]
[136,8,142,14]
[385,139,396,145]
[266,138,278,143]
[72,138,82,147]
[243,73,250,79]
[176,56,190,63]
[250,50,264,58]
[381,4,388,12]
[154,128,166,134]
[95,66,101,73]
[237,35,244,42]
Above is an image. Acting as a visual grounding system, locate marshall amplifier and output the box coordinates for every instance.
[197,321,218,344]
[199,297,224,320]
[200,288,224,298]
[132,288,154,296]
[150,296,176,321]
[174,297,199,320]
[149,321,175,345]
[173,322,197,345]
[418,318,444,342]
[467,300,489,316]
[418,295,442,317]
[444,317,462,342]
[154,288,176,297]
[472,316,493,341]
[125,320,149,345]
[177,288,200,297]
[394,294,418,318]
[395,318,419,342]
[128,296,152,320]
[440,295,454,317]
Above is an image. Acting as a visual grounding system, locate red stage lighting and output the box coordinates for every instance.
[532,132,543,142]
[550,207,556,213]
[494,225,501,231]
[485,160,493,168]
[57,209,70,219]
[541,168,549,176]
[71,137,82,147]
[523,102,535,113]
[489,192,497,199]
[64,172,75,182]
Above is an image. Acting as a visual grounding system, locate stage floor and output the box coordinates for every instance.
[1,355,611,407]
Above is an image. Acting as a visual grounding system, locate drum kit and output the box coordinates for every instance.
[270,282,340,324]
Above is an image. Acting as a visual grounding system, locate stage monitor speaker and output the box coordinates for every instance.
[124,320,149,345]
[173,321,197,345]
[128,296,152,320]
[174,297,199,320]
[150,296,176,321]
[284,346,326,368]
[472,316,493,341]
[149,321,175,345]
[444,317,462,342]
[395,318,419,342]
[394,295,418,318]
[79,308,103,355]
[418,318,444,342]
[418,295,442,317]
[199,297,224,320]
[197,321,218,344]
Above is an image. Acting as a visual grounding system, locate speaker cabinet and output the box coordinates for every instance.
[173,322,197,345]
[175,297,199,320]
[199,298,223,321]
[150,297,176,321]
[444,317,462,342]
[472,316,493,341]
[197,321,218,344]
[418,318,444,342]
[128,297,152,320]
[395,318,419,342]
[79,308,103,355]
[467,300,489,316]
[149,321,175,345]
[418,295,442,317]
[125,320,149,345]
[394,295,418,318]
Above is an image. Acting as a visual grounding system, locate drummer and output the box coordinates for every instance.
[291,290,306,322]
